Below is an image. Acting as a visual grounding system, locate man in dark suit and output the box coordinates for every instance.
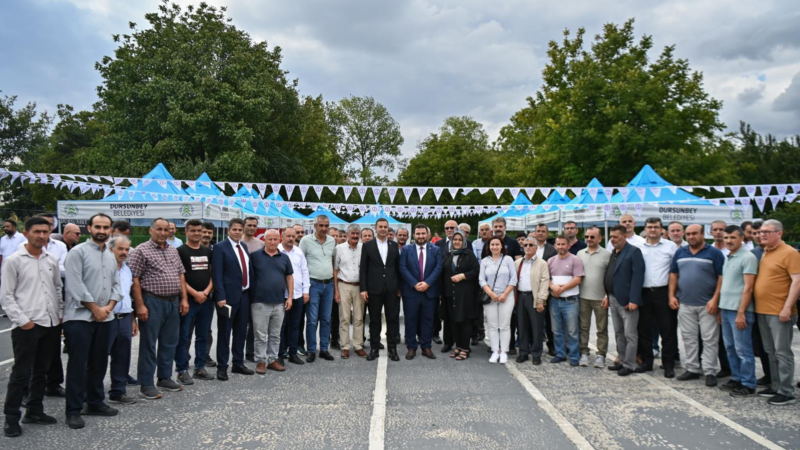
[401,224,444,360]
[211,218,255,380]
[531,224,558,355]
[605,225,645,377]
[360,218,402,362]
[433,220,473,350]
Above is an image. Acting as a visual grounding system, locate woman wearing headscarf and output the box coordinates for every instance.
[441,230,481,360]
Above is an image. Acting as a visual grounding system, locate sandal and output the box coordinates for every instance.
[449,348,462,358]
[455,350,471,361]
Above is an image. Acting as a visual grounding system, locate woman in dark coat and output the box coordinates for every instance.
[441,230,481,360]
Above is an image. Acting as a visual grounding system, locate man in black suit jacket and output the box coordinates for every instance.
[211,218,256,380]
[432,220,474,350]
[605,225,645,377]
[360,218,402,361]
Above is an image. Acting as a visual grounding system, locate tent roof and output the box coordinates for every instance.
[351,208,403,224]
[608,165,711,205]
[184,172,222,197]
[307,206,349,225]
[100,163,187,201]
[530,189,571,214]
[566,178,610,209]
[266,193,307,219]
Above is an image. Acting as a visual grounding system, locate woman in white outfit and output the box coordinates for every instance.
[479,236,517,364]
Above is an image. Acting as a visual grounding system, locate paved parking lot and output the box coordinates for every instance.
[0,314,798,449]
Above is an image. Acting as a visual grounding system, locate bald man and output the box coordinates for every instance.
[60,224,81,251]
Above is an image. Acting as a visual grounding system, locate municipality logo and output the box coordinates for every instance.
[179,204,194,217]
[205,205,211,215]
[730,209,744,222]
[65,204,79,217]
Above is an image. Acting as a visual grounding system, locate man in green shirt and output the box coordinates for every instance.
[298,215,336,363]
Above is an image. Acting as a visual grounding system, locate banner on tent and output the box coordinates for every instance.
[58,201,205,220]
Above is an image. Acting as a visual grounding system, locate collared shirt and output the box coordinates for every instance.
[0,245,62,329]
[250,250,293,304]
[113,262,133,314]
[166,236,183,248]
[535,241,546,259]
[279,243,311,299]
[670,243,724,306]
[376,237,389,264]
[229,237,251,290]
[568,239,587,255]
[640,238,678,287]
[517,256,536,292]
[20,238,68,278]
[720,248,758,312]
[334,241,362,283]
[299,234,335,280]
[242,236,265,254]
[0,232,26,260]
[127,239,185,297]
[606,234,645,250]
[473,239,488,259]
[743,241,754,251]
[577,246,611,301]
[415,244,428,271]
[754,241,800,316]
[479,255,518,295]
[64,240,121,322]
[548,253,585,297]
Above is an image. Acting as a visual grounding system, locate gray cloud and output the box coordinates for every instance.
[773,71,800,115]
[737,84,765,106]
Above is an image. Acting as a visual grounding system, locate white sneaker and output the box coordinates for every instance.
[579,354,590,367]
[489,351,500,364]
[594,355,605,368]
[499,352,508,364]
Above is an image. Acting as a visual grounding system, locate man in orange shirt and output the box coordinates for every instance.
[753,219,800,406]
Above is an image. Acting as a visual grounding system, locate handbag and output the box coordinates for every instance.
[478,259,500,305]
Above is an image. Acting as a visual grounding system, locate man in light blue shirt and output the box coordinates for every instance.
[107,235,138,405]
[166,221,183,248]
[63,213,121,429]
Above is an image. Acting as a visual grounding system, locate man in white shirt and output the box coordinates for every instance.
[334,224,366,359]
[277,227,310,366]
[166,222,183,248]
[607,214,645,250]
[667,221,689,247]
[711,220,730,256]
[639,217,679,378]
[0,219,27,270]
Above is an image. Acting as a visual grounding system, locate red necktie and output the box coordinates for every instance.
[419,246,425,281]
[237,244,248,287]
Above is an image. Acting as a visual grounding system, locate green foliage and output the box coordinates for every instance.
[496,19,729,188]
[328,95,405,185]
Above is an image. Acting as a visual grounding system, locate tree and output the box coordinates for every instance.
[92,1,319,186]
[0,94,51,169]
[329,95,405,185]
[496,19,730,187]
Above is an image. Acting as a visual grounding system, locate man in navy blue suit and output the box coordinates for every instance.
[400,224,443,360]
[211,218,255,380]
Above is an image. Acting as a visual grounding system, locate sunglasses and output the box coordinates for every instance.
[444,227,456,230]
[585,236,597,239]
[523,244,537,247]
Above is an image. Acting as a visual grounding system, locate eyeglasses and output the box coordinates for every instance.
[757,230,777,235]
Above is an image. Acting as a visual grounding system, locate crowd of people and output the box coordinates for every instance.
[0,211,798,438]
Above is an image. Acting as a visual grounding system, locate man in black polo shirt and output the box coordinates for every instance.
[175,220,215,384]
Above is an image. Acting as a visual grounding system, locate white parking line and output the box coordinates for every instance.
[506,363,596,450]
[589,343,786,450]
[0,358,13,367]
[0,327,13,334]
[368,316,388,450]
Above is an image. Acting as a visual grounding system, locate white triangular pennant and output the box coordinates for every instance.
[433,188,443,201]
[387,187,398,203]
[588,188,598,201]
[343,186,353,199]
[418,187,429,199]
[769,195,781,209]
[760,185,772,196]
[713,186,725,193]
[524,188,536,200]
[620,188,630,202]
[114,177,125,185]
[285,185,296,198]
[298,185,309,200]
[312,185,324,198]
[667,186,677,195]
[730,186,741,198]
[229,182,239,193]
[372,187,382,200]
[493,188,504,200]
[478,188,489,195]
[356,186,368,201]
[724,199,737,208]
[650,187,662,198]
[462,188,474,196]
[755,197,766,212]
[745,186,756,197]
[540,188,551,198]
[214,181,226,191]
[776,185,788,197]
[448,188,460,199]
[709,199,720,206]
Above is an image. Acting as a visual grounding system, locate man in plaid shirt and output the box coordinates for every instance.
[128,218,188,400]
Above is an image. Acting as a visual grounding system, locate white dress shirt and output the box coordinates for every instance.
[535,243,546,260]
[376,237,389,265]
[0,232,27,260]
[606,234,645,251]
[278,243,310,299]
[167,236,183,248]
[415,244,427,278]
[714,244,731,257]
[517,256,536,292]
[334,241,362,283]
[640,238,678,287]
[229,237,250,290]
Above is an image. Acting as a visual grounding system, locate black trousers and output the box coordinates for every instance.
[298,302,307,348]
[63,320,110,417]
[471,307,485,338]
[647,288,678,370]
[752,316,771,380]
[440,298,453,346]
[433,296,442,336]
[637,288,657,369]
[216,292,250,370]
[330,296,340,343]
[23,323,63,399]
[508,308,518,351]
[517,293,545,357]
[4,325,60,421]
[452,320,472,350]
[367,289,400,350]
[544,301,555,352]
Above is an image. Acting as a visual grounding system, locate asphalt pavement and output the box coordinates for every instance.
[0,313,798,449]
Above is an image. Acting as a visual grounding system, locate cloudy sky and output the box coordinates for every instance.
[3,0,799,169]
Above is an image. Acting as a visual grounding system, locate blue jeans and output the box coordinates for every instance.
[549,295,580,362]
[175,299,214,372]
[721,309,756,388]
[306,280,334,352]
[137,295,180,387]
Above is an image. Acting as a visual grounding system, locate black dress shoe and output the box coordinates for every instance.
[547,346,556,357]
[664,368,675,379]
[516,354,529,363]
[618,367,634,377]
[306,353,316,363]
[206,355,217,368]
[66,415,85,429]
[45,386,66,397]
[216,369,228,381]
[377,342,385,350]
[245,355,255,363]
[716,369,731,379]
[471,337,480,346]
[677,371,701,381]
[319,351,335,361]
[288,355,305,365]
[705,375,718,387]
[507,348,518,356]
[532,357,542,365]
[232,365,255,375]
[608,364,623,371]
[388,349,400,362]
[432,336,443,345]
[366,349,380,361]
[441,344,453,353]
[4,421,22,437]
[634,366,647,374]
[22,412,57,424]
[330,341,341,350]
